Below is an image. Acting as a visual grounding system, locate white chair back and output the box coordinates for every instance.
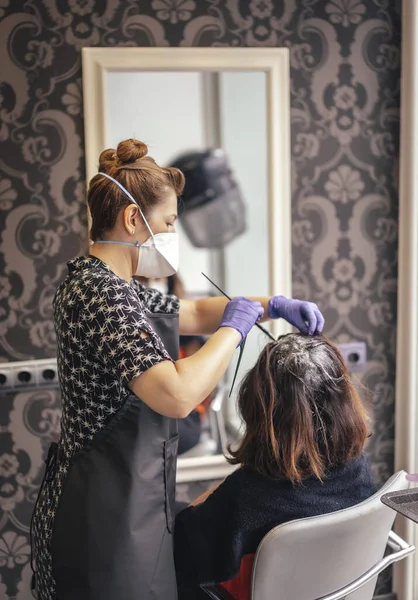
[251,471,410,600]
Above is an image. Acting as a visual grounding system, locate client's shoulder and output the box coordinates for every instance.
[324,453,377,499]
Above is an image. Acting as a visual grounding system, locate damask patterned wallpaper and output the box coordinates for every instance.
[0,1,401,598]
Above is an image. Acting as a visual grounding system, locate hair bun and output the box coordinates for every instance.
[98,148,116,172]
[116,138,148,164]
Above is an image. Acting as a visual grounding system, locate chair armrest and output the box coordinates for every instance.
[200,583,236,600]
[388,529,412,551]
[315,532,415,600]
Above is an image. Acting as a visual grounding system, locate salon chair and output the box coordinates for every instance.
[201,471,414,600]
[179,384,228,458]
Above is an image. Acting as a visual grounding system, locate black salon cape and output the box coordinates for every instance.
[174,454,376,599]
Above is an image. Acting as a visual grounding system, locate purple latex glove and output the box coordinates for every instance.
[219,297,264,344]
[268,296,324,336]
[406,473,418,482]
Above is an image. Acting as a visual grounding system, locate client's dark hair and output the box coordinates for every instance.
[228,334,369,484]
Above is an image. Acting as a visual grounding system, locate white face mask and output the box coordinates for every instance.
[135,232,178,278]
[93,172,179,279]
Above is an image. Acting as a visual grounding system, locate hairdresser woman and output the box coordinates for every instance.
[31,138,324,600]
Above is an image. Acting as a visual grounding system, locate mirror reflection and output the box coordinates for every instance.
[106,70,273,458]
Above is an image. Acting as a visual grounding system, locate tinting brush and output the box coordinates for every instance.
[201,272,275,397]
[201,273,275,341]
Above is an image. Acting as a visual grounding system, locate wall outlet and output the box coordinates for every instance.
[336,342,367,372]
[0,363,18,391]
[0,358,59,393]
[13,364,38,389]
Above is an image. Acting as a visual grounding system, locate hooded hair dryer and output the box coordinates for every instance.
[170,148,247,249]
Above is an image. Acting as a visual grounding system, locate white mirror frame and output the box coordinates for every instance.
[394,2,418,599]
[82,47,292,482]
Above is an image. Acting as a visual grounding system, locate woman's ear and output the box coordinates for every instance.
[123,204,140,235]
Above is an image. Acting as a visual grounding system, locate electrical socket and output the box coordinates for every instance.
[0,358,59,393]
[13,364,38,389]
[336,342,367,373]
[0,363,18,391]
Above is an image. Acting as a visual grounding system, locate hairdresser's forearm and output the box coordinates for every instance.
[173,328,240,408]
[247,297,271,322]
[180,296,271,335]
[131,327,240,417]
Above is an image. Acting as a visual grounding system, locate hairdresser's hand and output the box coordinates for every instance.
[268,296,324,336]
[219,297,264,345]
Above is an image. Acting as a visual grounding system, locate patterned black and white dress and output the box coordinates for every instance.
[32,256,179,600]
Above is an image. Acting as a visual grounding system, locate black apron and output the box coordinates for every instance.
[50,312,179,600]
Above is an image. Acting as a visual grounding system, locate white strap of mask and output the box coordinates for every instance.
[98,171,155,239]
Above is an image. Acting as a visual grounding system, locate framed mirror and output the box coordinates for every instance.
[82,47,292,482]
